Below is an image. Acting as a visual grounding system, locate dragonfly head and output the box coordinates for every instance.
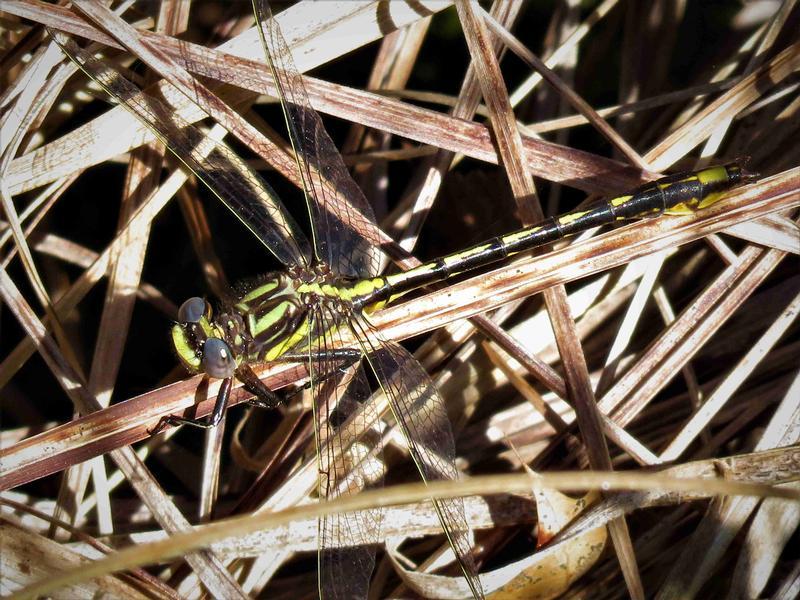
[171,297,237,379]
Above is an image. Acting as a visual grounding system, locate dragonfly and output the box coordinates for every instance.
[50,0,754,596]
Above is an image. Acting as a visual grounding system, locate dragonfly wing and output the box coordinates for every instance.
[253,0,383,279]
[51,32,310,270]
[308,304,383,599]
[350,314,485,600]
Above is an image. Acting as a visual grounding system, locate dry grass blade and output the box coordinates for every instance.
[2,2,799,599]
[480,6,647,170]
[455,1,642,595]
[649,40,800,169]
[8,469,800,600]
[1,517,160,599]
[3,1,642,197]
[385,2,524,255]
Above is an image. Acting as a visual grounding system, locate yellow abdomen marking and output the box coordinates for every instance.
[558,210,589,225]
[386,264,435,287]
[443,244,491,267]
[502,226,541,244]
[610,194,633,207]
[697,165,728,185]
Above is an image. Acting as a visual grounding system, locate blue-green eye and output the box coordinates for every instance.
[202,338,235,378]
[178,297,206,323]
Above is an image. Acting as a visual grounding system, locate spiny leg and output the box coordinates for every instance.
[149,377,234,434]
[236,362,285,409]
[274,348,362,403]
[149,349,362,433]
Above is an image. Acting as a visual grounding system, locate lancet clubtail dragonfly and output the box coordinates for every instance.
[51,1,754,597]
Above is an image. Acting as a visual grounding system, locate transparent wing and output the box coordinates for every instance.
[253,0,382,279]
[349,314,484,600]
[51,32,310,270]
[308,304,383,599]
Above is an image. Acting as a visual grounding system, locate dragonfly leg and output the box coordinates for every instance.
[236,362,285,409]
[278,348,362,370]
[149,377,233,433]
[149,350,364,432]
[274,348,362,402]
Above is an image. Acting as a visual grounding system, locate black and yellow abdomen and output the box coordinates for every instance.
[350,162,751,311]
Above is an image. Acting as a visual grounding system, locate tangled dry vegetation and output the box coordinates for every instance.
[1,1,799,599]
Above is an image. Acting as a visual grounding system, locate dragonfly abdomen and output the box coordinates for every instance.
[356,162,751,312]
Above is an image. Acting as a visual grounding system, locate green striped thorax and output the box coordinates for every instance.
[171,273,308,378]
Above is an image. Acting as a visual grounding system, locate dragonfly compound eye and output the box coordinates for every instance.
[178,297,207,324]
[202,338,236,378]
